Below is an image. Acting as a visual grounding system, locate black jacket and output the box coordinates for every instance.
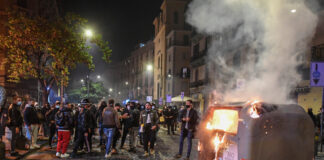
[179,108,199,131]
[121,109,132,129]
[77,108,91,132]
[55,107,73,131]
[46,107,59,124]
[97,104,106,124]
[8,104,23,127]
[88,106,97,128]
[24,105,40,125]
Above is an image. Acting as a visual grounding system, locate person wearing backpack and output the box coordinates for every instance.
[128,102,140,152]
[55,104,73,158]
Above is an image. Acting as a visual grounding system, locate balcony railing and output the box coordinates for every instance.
[190,79,208,88]
[167,40,190,49]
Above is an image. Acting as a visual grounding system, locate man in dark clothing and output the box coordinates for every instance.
[120,103,132,149]
[55,105,73,158]
[165,106,175,135]
[71,99,92,158]
[102,99,121,158]
[140,102,159,157]
[175,100,199,160]
[97,101,107,146]
[85,104,97,152]
[111,103,122,154]
[24,98,40,149]
[172,106,179,131]
[46,101,60,148]
[41,103,51,137]
[128,102,140,152]
[8,96,23,156]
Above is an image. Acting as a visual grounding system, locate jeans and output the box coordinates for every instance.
[112,127,121,149]
[25,124,39,146]
[178,129,193,158]
[48,123,56,147]
[129,127,139,149]
[166,119,174,134]
[57,130,71,154]
[99,123,104,145]
[73,129,90,154]
[103,128,115,155]
[88,128,95,151]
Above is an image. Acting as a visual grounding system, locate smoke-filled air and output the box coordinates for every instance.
[186,0,319,104]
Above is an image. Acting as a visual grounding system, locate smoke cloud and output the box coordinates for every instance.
[186,0,319,104]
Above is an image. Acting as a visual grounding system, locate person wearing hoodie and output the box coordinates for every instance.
[55,104,73,158]
[71,99,91,158]
[24,98,40,149]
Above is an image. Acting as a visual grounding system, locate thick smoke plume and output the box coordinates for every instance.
[186,0,319,104]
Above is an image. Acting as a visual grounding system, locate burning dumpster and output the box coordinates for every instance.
[198,101,314,160]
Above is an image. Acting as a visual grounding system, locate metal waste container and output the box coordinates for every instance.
[198,102,314,160]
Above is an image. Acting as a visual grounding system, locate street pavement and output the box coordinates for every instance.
[18,126,198,160]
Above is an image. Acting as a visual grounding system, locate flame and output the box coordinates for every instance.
[207,109,239,134]
[249,100,261,119]
[213,133,225,158]
[198,141,202,152]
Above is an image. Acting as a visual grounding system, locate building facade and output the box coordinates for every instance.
[153,0,191,104]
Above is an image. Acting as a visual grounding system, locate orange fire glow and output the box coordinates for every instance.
[206,109,239,134]
[249,100,261,119]
[213,133,225,158]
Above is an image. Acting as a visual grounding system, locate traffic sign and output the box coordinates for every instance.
[166,95,172,103]
[146,96,153,102]
[311,62,324,87]
[181,92,184,100]
[159,97,163,105]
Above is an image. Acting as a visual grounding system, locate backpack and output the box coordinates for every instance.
[56,111,66,126]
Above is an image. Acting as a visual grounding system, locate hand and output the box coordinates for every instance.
[15,127,19,134]
[151,125,157,130]
[84,132,88,137]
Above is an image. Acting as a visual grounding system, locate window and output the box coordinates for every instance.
[184,35,189,45]
[157,83,160,98]
[158,56,160,69]
[183,53,186,60]
[195,69,198,81]
[168,83,170,92]
[168,69,171,74]
[174,12,178,24]
[181,67,190,78]
[193,44,199,57]
[169,54,171,62]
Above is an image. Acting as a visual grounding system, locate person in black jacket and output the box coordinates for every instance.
[174,100,199,160]
[24,98,40,149]
[164,106,175,135]
[8,96,23,156]
[97,101,107,146]
[120,103,132,149]
[71,99,92,158]
[86,104,97,152]
[46,101,60,149]
[41,103,50,137]
[55,105,73,158]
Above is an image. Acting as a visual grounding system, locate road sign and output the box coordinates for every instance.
[181,92,184,100]
[311,62,324,87]
[159,97,163,105]
[166,95,172,103]
[146,96,153,102]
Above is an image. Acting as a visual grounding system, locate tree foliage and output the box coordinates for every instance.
[68,81,108,104]
[0,10,112,104]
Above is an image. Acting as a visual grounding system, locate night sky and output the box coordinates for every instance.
[62,0,163,87]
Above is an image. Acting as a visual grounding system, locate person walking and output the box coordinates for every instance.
[140,102,159,157]
[97,101,107,147]
[41,103,50,137]
[7,96,23,156]
[128,102,140,152]
[71,99,92,158]
[86,104,97,152]
[46,101,60,149]
[111,103,122,154]
[102,99,121,158]
[174,100,199,160]
[165,106,175,135]
[55,104,73,158]
[23,98,40,149]
[120,103,132,149]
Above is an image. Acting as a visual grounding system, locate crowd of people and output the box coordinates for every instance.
[0,95,199,160]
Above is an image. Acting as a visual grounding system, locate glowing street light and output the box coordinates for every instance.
[146,64,153,71]
[118,92,121,95]
[125,81,129,85]
[137,87,141,90]
[168,74,172,78]
[81,79,84,83]
[97,75,101,79]
[290,9,296,13]
[85,29,93,38]
[109,88,113,92]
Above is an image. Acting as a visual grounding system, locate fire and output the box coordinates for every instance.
[249,100,261,119]
[206,109,239,134]
[198,141,202,152]
[213,133,225,158]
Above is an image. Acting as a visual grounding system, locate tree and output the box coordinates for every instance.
[0,10,112,105]
[68,81,108,104]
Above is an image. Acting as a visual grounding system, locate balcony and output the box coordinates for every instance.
[191,50,207,67]
[167,40,190,49]
[190,79,208,88]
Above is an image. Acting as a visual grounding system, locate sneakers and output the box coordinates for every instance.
[33,144,40,148]
[150,149,155,155]
[10,151,19,156]
[56,152,61,157]
[174,154,182,158]
[105,153,112,158]
[143,151,149,157]
[30,145,36,150]
[60,153,70,158]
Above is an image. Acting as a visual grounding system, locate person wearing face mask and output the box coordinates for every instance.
[46,101,60,149]
[174,100,199,160]
[8,96,23,156]
[24,98,40,149]
[120,102,132,150]
[140,102,159,157]
[128,102,140,152]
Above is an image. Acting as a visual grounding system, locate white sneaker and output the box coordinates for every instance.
[105,153,111,158]
[33,144,40,148]
[56,152,61,157]
[61,153,70,158]
[30,146,36,149]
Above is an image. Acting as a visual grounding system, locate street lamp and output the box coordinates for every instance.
[109,88,113,92]
[290,9,296,13]
[85,29,93,38]
[125,81,129,85]
[146,64,153,71]
[118,92,121,95]
[137,87,141,90]
[97,75,101,79]
[168,74,172,78]
[81,79,84,83]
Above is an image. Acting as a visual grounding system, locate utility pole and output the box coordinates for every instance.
[87,74,90,98]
